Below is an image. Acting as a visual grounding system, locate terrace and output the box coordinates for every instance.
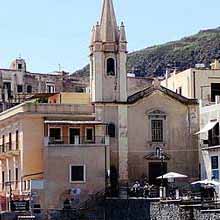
[0,142,20,159]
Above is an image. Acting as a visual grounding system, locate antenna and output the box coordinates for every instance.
[58,64,61,72]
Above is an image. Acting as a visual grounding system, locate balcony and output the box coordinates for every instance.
[201,138,220,150]
[0,142,20,158]
[44,136,110,147]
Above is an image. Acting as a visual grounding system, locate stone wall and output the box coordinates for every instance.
[151,201,220,220]
[3,201,220,220]
[150,202,183,220]
[194,209,220,220]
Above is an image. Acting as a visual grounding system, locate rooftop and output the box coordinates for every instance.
[0,101,95,122]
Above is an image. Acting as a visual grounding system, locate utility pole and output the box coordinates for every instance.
[157,147,165,199]
[160,148,165,187]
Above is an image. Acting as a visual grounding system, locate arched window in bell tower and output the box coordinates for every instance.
[106,58,116,76]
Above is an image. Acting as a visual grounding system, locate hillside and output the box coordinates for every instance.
[73,27,220,77]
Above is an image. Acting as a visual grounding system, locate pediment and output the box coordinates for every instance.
[148,109,166,115]
[144,152,170,161]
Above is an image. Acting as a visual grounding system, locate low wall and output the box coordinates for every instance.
[151,201,220,220]
[3,200,220,220]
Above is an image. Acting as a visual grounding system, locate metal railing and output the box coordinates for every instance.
[208,137,220,147]
[46,136,109,146]
[201,138,220,148]
[0,142,19,154]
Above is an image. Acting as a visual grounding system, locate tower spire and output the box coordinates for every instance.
[119,22,127,43]
[100,0,118,42]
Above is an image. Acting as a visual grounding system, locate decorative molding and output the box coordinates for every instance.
[147,109,167,119]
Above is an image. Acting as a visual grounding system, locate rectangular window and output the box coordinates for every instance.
[212,170,219,180]
[49,128,61,140]
[47,85,55,93]
[15,168,18,188]
[18,64,22,70]
[15,168,18,182]
[211,83,220,102]
[27,85,32,93]
[69,128,80,144]
[208,123,220,146]
[17,85,23,93]
[9,133,12,151]
[2,135,5,153]
[16,130,19,150]
[2,171,4,190]
[3,82,11,98]
[70,165,86,183]
[27,180,30,190]
[211,156,218,169]
[151,120,163,142]
[8,169,11,182]
[23,181,26,191]
[85,128,94,142]
[211,156,219,180]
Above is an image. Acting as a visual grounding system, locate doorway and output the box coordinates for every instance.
[149,162,167,185]
[69,128,80,144]
[3,82,12,99]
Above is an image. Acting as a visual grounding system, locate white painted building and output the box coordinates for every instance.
[198,100,220,193]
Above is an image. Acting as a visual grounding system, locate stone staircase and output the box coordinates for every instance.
[52,184,153,220]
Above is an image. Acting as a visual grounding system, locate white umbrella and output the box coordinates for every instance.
[191,179,220,186]
[157,172,188,179]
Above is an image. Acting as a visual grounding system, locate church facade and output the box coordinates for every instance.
[90,0,200,183]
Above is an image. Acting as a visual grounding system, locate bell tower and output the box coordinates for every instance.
[90,0,128,102]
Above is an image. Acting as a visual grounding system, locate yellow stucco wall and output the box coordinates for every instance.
[49,93,90,105]
[43,146,107,209]
[21,116,44,179]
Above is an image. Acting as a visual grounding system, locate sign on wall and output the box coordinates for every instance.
[11,200,30,212]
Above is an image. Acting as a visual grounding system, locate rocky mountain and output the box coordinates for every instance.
[73,27,220,77]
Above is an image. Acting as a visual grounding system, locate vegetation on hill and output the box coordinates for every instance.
[73,27,220,77]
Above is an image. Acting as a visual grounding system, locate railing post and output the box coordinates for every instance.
[43,137,49,146]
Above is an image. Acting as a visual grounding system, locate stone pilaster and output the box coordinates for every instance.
[118,105,128,182]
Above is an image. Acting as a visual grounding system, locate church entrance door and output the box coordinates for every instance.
[148,162,167,185]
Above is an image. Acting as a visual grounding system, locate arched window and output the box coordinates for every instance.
[107,58,115,76]
[27,85,32,93]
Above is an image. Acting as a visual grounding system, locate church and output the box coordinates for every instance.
[90,0,199,184]
[0,0,200,210]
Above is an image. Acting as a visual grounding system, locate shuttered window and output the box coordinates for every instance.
[151,120,163,142]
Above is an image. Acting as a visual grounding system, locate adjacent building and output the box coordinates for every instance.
[198,101,220,184]
[0,95,109,210]
[0,58,89,112]
[161,60,220,104]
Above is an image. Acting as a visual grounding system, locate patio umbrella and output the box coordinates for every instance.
[157,172,188,179]
[191,179,220,186]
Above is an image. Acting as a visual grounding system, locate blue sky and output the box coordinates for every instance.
[0,0,220,73]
